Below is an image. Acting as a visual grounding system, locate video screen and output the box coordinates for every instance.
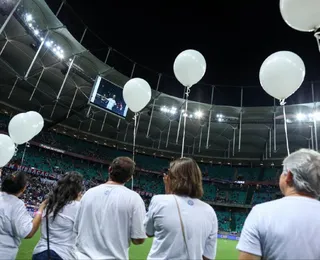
[89,76,128,118]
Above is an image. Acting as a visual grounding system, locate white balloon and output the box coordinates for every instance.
[26,111,44,136]
[173,49,206,87]
[280,0,320,32]
[123,78,152,113]
[259,51,305,101]
[0,134,15,167]
[9,113,36,145]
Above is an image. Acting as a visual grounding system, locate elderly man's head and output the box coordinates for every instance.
[280,149,320,198]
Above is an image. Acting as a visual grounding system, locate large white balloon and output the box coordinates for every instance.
[173,49,206,87]
[9,113,36,145]
[0,134,15,167]
[123,78,152,113]
[259,51,305,101]
[280,0,320,32]
[26,111,44,136]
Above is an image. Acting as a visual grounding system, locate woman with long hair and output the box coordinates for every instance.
[32,171,83,260]
[144,157,218,260]
[0,171,46,260]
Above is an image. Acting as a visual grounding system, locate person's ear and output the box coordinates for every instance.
[285,171,294,185]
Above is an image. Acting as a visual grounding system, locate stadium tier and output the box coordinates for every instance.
[0,114,281,233]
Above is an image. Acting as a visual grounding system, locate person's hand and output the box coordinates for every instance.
[38,199,48,212]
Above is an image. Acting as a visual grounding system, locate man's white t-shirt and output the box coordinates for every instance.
[33,201,80,259]
[0,192,33,260]
[74,184,146,260]
[106,98,116,110]
[144,195,218,260]
[237,196,320,260]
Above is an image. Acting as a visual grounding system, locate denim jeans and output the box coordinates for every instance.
[32,250,63,260]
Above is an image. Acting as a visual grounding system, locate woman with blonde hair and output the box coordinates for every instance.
[144,157,218,260]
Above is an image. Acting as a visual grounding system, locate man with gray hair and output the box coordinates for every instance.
[237,149,320,260]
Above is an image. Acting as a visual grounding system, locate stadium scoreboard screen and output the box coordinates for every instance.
[89,76,128,118]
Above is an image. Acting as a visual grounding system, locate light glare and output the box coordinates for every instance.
[25,13,32,22]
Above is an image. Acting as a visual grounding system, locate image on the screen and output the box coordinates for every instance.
[89,76,128,118]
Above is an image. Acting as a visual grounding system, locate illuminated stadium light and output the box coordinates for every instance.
[216,113,224,120]
[22,13,66,60]
[296,113,306,121]
[160,106,177,115]
[295,112,320,122]
[194,110,203,119]
[25,13,33,22]
[45,41,53,47]
[313,112,320,121]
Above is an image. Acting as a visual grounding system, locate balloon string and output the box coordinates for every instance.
[181,87,191,158]
[281,103,290,155]
[21,143,27,166]
[132,113,138,190]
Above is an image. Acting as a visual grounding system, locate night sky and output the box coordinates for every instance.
[45,0,320,106]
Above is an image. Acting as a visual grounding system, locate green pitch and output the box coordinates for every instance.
[17,231,238,260]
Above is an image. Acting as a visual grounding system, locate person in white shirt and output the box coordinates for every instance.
[237,149,320,260]
[74,156,146,260]
[144,157,218,260]
[106,95,116,110]
[0,171,46,260]
[33,171,83,260]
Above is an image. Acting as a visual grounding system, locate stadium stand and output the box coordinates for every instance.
[0,114,281,233]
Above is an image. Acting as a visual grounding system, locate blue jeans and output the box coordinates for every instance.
[32,250,63,260]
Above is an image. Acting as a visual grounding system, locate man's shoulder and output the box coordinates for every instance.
[252,198,286,213]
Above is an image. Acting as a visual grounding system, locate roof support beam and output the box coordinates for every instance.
[238,87,243,152]
[206,85,215,149]
[0,0,21,36]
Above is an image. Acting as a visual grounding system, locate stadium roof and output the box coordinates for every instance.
[0,0,319,164]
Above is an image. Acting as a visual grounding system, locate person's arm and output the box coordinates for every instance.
[236,207,262,260]
[12,200,46,240]
[202,210,218,260]
[238,252,261,260]
[144,197,157,238]
[25,200,47,238]
[131,195,147,245]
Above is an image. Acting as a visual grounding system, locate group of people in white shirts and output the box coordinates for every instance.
[1,148,320,260]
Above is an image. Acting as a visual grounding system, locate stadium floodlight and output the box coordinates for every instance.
[216,113,224,118]
[313,112,320,121]
[25,13,33,22]
[194,110,203,119]
[160,106,177,115]
[296,113,306,121]
[45,41,53,47]
[33,29,39,36]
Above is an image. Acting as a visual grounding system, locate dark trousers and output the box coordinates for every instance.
[32,250,63,260]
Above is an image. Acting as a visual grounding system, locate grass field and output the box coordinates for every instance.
[17,231,238,259]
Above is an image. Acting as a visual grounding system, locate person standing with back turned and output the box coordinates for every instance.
[237,149,320,260]
[144,157,218,260]
[74,157,146,260]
